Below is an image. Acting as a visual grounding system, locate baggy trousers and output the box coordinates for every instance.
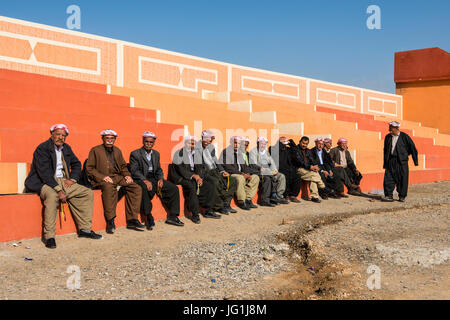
[231,174,260,202]
[296,168,326,198]
[205,170,238,210]
[383,156,409,198]
[40,178,93,240]
[179,178,215,214]
[136,177,180,221]
[99,175,141,222]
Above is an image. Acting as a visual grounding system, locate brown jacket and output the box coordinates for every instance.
[86,144,131,187]
[329,147,357,172]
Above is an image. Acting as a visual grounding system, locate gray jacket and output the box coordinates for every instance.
[249,147,277,176]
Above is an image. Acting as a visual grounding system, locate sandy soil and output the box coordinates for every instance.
[0,181,448,300]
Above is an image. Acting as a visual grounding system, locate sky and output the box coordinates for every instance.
[1,0,449,93]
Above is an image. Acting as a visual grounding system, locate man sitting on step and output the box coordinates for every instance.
[86,129,144,234]
[290,136,326,203]
[249,136,289,206]
[310,138,344,199]
[329,138,363,196]
[129,131,183,229]
[170,136,220,224]
[219,136,260,211]
[198,130,238,214]
[25,124,102,249]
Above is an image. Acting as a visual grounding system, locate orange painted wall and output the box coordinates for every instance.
[396,79,450,135]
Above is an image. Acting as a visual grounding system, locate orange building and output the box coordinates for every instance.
[395,47,450,134]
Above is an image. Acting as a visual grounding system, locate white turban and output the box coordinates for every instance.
[184,135,196,142]
[389,121,401,128]
[50,124,69,135]
[315,137,324,143]
[201,130,215,140]
[100,129,118,137]
[230,136,242,144]
[242,136,250,143]
[257,136,268,143]
[323,138,332,144]
[143,131,157,139]
[337,138,347,144]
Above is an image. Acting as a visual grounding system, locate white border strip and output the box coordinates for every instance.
[241,75,300,99]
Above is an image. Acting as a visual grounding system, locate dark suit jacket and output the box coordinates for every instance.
[85,144,131,187]
[291,146,317,170]
[219,146,251,175]
[25,138,81,194]
[329,147,357,172]
[170,147,208,184]
[383,131,418,169]
[129,147,164,181]
[310,147,334,172]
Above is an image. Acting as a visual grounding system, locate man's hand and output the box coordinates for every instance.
[355,169,360,176]
[243,173,251,181]
[323,171,329,178]
[222,171,230,177]
[125,176,133,184]
[329,170,333,177]
[144,180,152,191]
[273,170,278,175]
[310,165,319,172]
[157,179,164,189]
[103,176,113,184]
[64,179,75,189]
[192,174,203,186]
[58,190,67,203]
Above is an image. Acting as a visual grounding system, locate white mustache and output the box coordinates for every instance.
[105,141,114,145]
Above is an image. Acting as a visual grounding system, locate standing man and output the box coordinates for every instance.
[129,131,183,228]
[382,121,418,202]
[25,124,102,249]
[86,129,144,234]
[249,137,289,206]
[199,130,238,214]
[329,138,363,196]
[220,136,260,211]
[170,136,219,224]
[291,136,326,203]
[269,137,301,203]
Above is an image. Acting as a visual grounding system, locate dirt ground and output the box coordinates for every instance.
[0,181,448,300]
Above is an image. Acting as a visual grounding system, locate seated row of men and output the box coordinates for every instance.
[24,124,363,249]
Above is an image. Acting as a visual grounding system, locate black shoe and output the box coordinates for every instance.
[260,201,276,207]
[276,197,289,204]
[246,200,258,209]
[166,216,185,226]
[225,206,238,213]
[106,219,116,234]
[78,230,103,239]
[45,238,56,249]
[347,190,361,196]
[320,194,329,200]
[190,214,201,224]
[237,201,250,211]
[311,197,322,203]
[202,211,222,219]
[382,196,394,202]
[289,197,301,203]
[126,219,146,231]
[398,197,406,202]
[216,207,229,215]
[146,215,156,230]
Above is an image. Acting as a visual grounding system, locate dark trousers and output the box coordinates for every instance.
[259,175,273,203]
[206,170,237,210]
[280,168,301,198]
[334,167,363,191]
[136,176,180,221]
[179,178,215,214]
[383,156,409,198]
[319,170,344,193]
